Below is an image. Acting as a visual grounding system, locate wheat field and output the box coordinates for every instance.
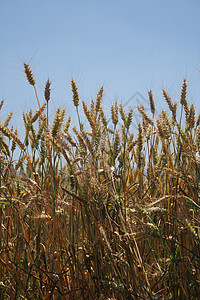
[0,63,200,299]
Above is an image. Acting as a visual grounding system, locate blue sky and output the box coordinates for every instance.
[0,0,200,128]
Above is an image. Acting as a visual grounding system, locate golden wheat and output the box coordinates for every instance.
[0,71,200,299]
[24,63,35,86]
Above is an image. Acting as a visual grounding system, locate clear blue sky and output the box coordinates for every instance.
[0,0,200,128]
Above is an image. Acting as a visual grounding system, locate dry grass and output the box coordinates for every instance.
[0,64,200,299]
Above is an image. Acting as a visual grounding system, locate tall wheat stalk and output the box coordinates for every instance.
[0,68,199,299]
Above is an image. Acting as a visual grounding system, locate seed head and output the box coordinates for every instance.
[24,63,35,86]
[148,90,155,115]
[71,79,79,107]
[162,89,173,112]
[126,108,133,130]
[138,105,154,126]
[172,103,177,123]
[187,104,195,130]
[111,102,118,126]
[180,79,187,106]
[0,100,4,111]
[44,78,51,102]
[96,86,103,113]
[119,103,126,123]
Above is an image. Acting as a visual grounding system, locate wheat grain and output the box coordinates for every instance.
[71,79,79,107]
[187,104,195,130]
[63,116,71,133]
[113,130,120,160]
[111,102,118,127]
[162,89,173,112]
[31,103,47,123]
[24,63,35,86]
[52,108,65,138]
[96,86,103,113]
[125,108,133,130]
[44,78,51,102]
[100,107,108,128]
[82,101,95,130]
[0,100,4,110]
[3,112,13,127]
[119,103,126,123]
[148,90,155,115]
[138,105,154,126]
